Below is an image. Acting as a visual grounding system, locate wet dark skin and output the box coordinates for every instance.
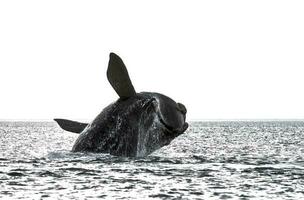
[55,53,188,157]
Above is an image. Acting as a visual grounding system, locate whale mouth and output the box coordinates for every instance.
[161,122,188,146]
[159,117,188,135]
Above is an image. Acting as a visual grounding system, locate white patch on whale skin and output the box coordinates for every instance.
[136,112,160,157]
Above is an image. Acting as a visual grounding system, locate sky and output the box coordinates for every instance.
[0,0,304,121]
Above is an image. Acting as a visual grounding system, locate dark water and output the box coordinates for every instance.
[0,121,304,199]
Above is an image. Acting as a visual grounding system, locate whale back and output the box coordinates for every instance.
[71,94,156,156]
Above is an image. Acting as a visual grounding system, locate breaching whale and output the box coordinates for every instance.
[54,53,188,157]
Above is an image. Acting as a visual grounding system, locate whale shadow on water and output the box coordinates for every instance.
[54,53,188,157]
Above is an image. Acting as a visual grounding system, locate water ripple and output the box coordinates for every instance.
[0,121,304,199]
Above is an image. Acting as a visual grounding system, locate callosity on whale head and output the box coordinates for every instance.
[54,53,188,157]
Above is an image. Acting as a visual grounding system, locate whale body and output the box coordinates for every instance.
[54,53,188,157]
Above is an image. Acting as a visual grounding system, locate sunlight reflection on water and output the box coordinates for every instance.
[0,121,304,199]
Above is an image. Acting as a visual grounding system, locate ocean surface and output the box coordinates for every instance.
[0,121,304,199]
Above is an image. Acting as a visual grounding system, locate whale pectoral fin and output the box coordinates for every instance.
[107,53,136,99]
[54,118,88,134]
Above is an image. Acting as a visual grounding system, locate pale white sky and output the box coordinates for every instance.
[0,1,304,121]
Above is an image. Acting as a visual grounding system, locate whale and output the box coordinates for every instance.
[54,53,188,157]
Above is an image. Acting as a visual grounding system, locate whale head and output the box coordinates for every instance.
[134,92,188,156]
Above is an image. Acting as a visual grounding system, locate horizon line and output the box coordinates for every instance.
[2,118,304,122]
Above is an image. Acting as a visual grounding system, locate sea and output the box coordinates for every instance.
[0,121,304,200]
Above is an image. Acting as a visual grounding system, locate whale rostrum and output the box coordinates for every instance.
[54,53,188,157]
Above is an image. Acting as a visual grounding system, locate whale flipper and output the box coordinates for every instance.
[54,118,88,133]
[107,53,136,99]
